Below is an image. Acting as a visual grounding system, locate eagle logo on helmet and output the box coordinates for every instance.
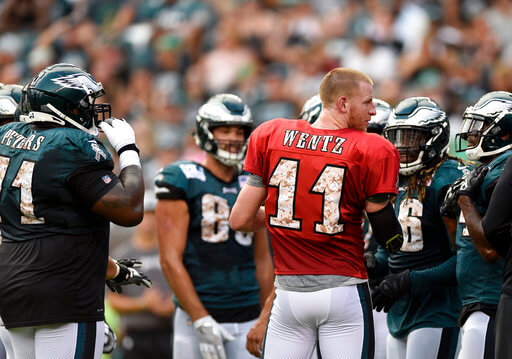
[51,73,105,96]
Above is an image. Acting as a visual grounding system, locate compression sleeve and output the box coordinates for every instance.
[409,255,458,296]
[482,155,512,257]
[367,202,404,253]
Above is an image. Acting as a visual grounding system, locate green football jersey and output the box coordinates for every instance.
[154,160,260,310]
[387,158,468,338]
[0,122,114,242]
[455,150,511,306]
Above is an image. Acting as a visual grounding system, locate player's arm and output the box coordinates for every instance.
[458,196,501,263]
[246,286,276,358]
[230,178,266,233]
[253,229,274,308]
[365,194,403,254]
[91,119,144,226]
[155,198,209,321]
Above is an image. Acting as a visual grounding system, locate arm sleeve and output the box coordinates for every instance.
[67,166,120,208]
[482,155,512,257]
[409,255,458,296]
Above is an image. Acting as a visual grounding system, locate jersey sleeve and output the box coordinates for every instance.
[154,163,190,200]
[364,139,400,197]
[244,121,272,176]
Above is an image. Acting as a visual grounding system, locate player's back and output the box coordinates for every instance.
[244,119,400,278]
[0,121,113,242]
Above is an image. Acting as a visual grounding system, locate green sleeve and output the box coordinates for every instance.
[409,255,457,296]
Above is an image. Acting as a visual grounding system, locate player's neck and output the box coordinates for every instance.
[312,111,349,130]
[202,154,236,182]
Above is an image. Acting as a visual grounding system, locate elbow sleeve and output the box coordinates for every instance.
[367,202,404,254]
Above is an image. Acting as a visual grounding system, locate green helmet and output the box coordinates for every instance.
[0,83,23,125]
[21,63,111,135]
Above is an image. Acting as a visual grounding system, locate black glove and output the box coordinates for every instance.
[106,258,152,294]
[372,270,410,313]
[440,176,465,218]
[458,166,489,200]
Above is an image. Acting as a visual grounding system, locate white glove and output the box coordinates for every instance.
[99,118,137,154]
[193,315,235,359]
[103,322,117,354]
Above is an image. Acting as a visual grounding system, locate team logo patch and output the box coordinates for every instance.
[51,73,101,94]
[238,175,248,188]
[102,175,112,184]
[88,140,107,161]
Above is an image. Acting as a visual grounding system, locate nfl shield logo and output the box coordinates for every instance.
[102,175,112,184]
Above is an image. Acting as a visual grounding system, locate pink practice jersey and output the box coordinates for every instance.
[244,119,400,279]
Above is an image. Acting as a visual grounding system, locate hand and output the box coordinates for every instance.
[372,270,410,313]
[246,317,267,357]
[458,166,489,200]
[106,259,152,294]
[193,315,235,359]
[440,176,465,218]
[103,322,117,354]
[99,118,137,154]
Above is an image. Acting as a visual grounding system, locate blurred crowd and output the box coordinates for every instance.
[1,0,512,184]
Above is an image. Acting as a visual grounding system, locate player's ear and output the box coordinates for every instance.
[336,96,348,113]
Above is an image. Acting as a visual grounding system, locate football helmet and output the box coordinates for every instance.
[455,91,512,161]
[21,63,111,135]
[368,98,392,135]
[0,83,23,125]
[384,97,449,176]
[194,93,253,167]
[300,94,322,124]
[299,94,391,134]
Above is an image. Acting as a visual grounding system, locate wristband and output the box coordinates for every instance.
[119,150,141,170]
[117,143,140,156]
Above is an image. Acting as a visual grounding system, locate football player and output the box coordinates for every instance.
[299,93,393,359]
[230,67,403,358]
[0,83,22,359]
[154,94,274,359]
[371,97,468,359]
[0,63,146,359]
[442,91,512,358]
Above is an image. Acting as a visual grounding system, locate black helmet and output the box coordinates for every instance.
[384,97,449,176]
[21,63,111,135]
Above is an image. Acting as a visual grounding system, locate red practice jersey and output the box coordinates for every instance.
[244,119,400,279]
